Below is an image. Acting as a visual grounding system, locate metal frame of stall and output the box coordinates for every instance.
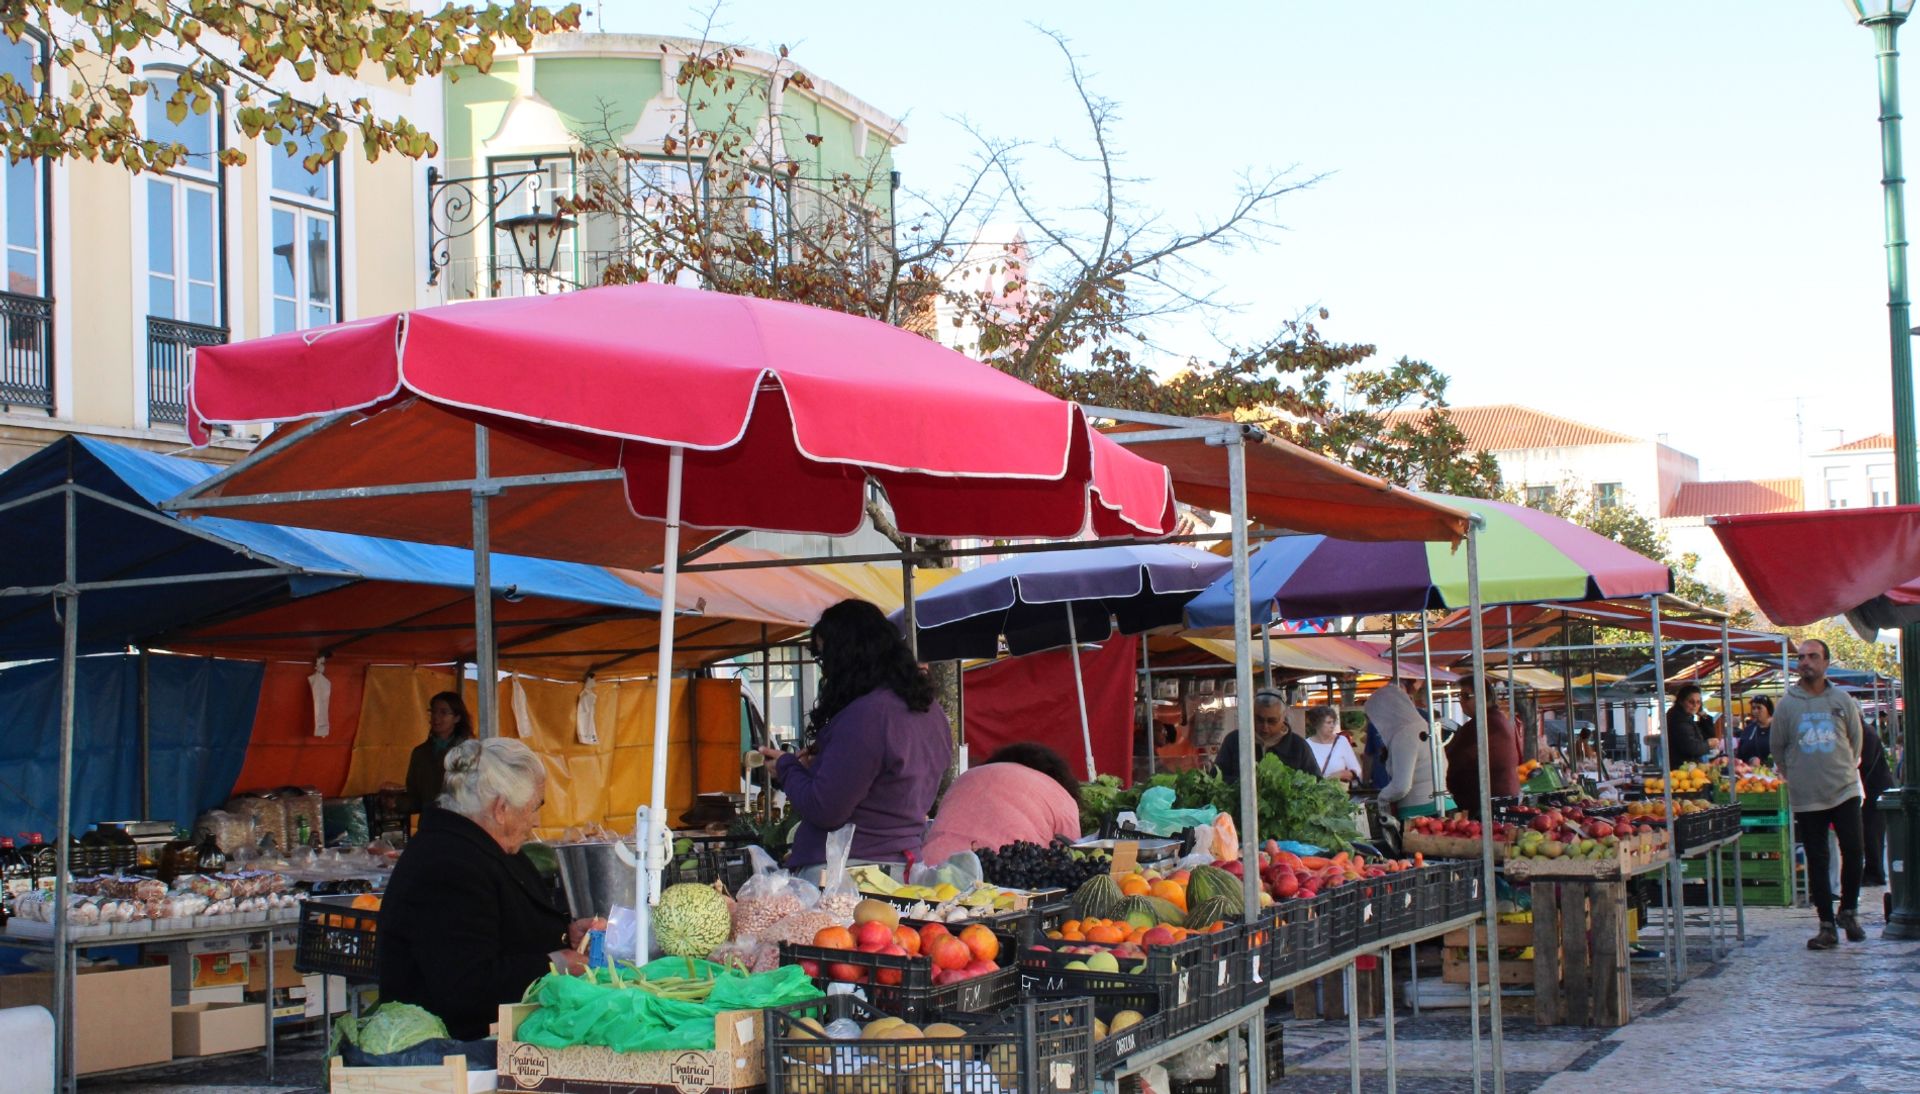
[0,449,356,1092]
[159,411,1507,1094]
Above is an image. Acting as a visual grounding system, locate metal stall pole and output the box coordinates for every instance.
[762,630,775,825]
[901,559,918,661]
[1065,606,1098,780]
[1225,435,1267,1094]
[1421,613,1445,812]
[1720,618,1741,951]
[138,646,152,819]
[1262,622,1274,689]
[636,446,687,960]
[1383,940,1399,1094]
[1650,603,1683,985]
[1142,640,1156,777]
[1505,606,1521,760]
[53,476,78,1094]
[1464,521,1507,1094]
[472,425,498,737]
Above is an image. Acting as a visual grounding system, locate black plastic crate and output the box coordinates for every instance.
[1077,986,1167,1075]
[294,896,379,982]
[766,992,1096,1094]
[1294,891,1333,968]
[778,941,1019,1022]
[1016,926,1220,1039]
[1377,870,1419,938]
[1237,913,1281,1005]
[1188,923,1245,1026]
[1349,881,1384,946]
[662,836,755,891]
[1446,860,1483,920]
[1325,886,1361,955]
[1415,864,1451,927]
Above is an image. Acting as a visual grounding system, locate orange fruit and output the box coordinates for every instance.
[1087,923,1127,945]
[1149,880,1187,912]
[1118,875,1150,896]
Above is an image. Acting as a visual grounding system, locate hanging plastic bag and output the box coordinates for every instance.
[816,825,861,919]
[730,845,819,940]
[1132,786,1219,837]
[1172,824,1216,872]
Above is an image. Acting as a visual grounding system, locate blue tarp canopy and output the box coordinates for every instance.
[0,436,663,669]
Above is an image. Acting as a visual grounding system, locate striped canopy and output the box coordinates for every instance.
[1184,494,1672,627]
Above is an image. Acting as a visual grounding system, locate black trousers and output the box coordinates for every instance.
[1796,796,1864,921]
[1863,792,1887,883]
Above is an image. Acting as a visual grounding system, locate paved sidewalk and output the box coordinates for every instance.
[1278,897,1917,1093]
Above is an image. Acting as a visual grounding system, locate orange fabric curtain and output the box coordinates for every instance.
[228,660,365,796]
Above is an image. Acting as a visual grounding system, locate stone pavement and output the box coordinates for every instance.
[82,899,1917,1092]
[1278,897,1918,1093]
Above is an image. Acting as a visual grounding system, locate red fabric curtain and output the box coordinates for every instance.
[961,635,1140,785]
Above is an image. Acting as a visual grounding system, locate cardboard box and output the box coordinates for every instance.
[171,1002,267,1057]
[302,974,350,1017]
[166,950,249,991]
[498,1004,763,1094]
[246,945,300,993]
[173,985,247,1006]
[0,964,172,1074]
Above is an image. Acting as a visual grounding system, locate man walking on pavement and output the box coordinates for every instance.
[1771,639,1868,948]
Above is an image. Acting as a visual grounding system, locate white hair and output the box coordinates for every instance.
[439,737,545,819]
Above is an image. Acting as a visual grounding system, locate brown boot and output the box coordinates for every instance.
[1808,921,1838,950]
[1837,911,1867,942]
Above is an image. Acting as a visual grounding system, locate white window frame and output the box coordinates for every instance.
[142,71,224,329]
[0,34,47,300]
[266,137,341,334]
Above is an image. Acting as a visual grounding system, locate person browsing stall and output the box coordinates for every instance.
[1304,706,1362,783]
[405,691,473,814]
[1771,638,1868,947]
[1446,674,1522,817]
[756,599,953,872]
[1215,688,1317,785]
[921,743,1082,863]
[379,738,601,1041]
[1664,683,1720,767]
[1368,678,1446,816]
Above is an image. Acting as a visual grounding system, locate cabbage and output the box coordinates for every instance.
[333,1003,450,1056]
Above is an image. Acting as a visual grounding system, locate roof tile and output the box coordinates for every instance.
[1665,478,1803,518]
[1381,404,1641,452]
[1825,432,1894,452]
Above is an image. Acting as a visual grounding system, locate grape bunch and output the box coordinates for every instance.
[976,836,1111,891]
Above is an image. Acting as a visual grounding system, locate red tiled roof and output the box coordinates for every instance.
[1825,432,1893,452]
[1665,478,1804,518]
[1380,404,1640,452]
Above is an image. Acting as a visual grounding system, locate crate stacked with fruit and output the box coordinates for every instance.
[1502,803,1669,880]
[1402,813,1519,860]
[778,898,1019,1022]
[764,993,1097,1094]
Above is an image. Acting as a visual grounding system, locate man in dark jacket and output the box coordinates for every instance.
[1861,721,1895,887]
[1447,674,1522,818]
[1216,689,1317,787]
[380,737,593,1040]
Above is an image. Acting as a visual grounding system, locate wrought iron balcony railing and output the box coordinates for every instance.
[147,315,228,428]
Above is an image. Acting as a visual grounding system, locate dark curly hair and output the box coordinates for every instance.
[985,743,1080,806]
[805,599,935,738]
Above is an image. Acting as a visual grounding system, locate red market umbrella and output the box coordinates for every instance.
[172,284,1181,931]
[1709,505,1920,627]
[184,283,1176,553]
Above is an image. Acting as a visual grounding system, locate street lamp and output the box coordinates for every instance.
[1848,0,1920,939]
[497,206,576,292]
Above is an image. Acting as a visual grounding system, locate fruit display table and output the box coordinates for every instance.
[1526,853,1668,1028]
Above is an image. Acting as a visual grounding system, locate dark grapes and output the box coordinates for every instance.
[976,836,1112,891]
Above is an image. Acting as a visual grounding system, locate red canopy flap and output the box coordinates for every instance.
[1710,506,1920,627]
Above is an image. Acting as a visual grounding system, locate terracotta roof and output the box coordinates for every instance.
[1824,432,1893,452]
[1665,478,1804,518]
[1380,404,1640,452]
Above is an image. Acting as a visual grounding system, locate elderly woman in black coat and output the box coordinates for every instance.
[378,737,598,1040]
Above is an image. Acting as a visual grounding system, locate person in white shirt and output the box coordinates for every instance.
[1304,706,1362,783]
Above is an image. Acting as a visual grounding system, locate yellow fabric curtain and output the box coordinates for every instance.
[345,667,742,836]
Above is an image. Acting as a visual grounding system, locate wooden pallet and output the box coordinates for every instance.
[1441,948,1534,987]
[1291,964,1383,1020]
[1529,878,1631,1028]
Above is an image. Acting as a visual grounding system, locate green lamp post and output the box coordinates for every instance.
[1848,0,1920,939]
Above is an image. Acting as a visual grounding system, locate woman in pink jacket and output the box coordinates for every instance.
[921,744,1083,864]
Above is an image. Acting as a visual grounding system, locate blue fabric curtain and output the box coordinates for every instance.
[0,653,261,835]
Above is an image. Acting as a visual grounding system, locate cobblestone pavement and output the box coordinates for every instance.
[1278,896,1918,1093]
[82,898,1917,1092]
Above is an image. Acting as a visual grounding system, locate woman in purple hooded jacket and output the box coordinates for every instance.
[757,599,953,870]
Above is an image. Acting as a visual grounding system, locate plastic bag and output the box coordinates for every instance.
[816,825,861,919]
[514,963,820,1053]
[730,845,819,939]
[1132,786,1219,837]
[906,851,983,893]
[1172,825,1217,873]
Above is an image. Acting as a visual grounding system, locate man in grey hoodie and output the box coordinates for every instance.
[1770,639,1868,948]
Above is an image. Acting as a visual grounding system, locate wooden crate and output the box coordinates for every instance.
[1441,949,1534,987]
[1529,879,1631,1028]
[1504,842,1669,883]
[330,1055,475,1094]
[1291,964,1383,1020]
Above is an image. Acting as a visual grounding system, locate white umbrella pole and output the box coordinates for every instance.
[637,446,686,952]
[1065,605,1096,780]
[1465,521,1506,1094]
[1142,639,1155,777]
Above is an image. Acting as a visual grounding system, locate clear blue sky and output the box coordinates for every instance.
[598,1,1900,481]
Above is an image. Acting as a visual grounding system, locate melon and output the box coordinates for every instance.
[1186,865,1245,914]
